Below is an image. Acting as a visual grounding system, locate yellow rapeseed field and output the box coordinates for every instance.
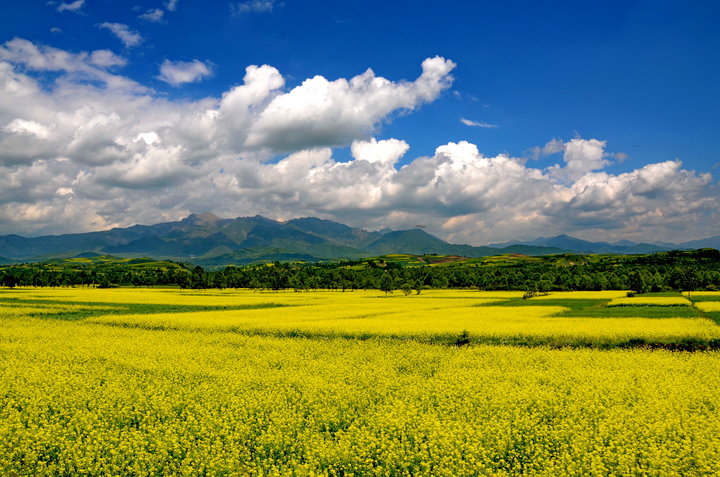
[87,304,720,347]
[54,288,716,346]
[2,287,720,475]
[695,301,720,312]
[691,291,720,297]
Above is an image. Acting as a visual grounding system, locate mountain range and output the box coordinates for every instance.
[0,213,717,266]
[489,233,720,254]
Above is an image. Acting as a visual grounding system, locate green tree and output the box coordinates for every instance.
[627,271,649,294]
[379,273,394,295]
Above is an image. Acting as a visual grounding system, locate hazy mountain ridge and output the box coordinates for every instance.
[0,213,716,266]
[488,233,720,255]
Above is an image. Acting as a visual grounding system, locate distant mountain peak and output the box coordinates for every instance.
[182,212,221,226]
[248,215,276,223]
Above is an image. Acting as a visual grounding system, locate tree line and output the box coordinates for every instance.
[1,249,719,293]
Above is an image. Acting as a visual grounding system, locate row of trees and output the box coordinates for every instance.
[1,249,719,293]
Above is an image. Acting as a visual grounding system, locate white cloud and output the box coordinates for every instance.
[460,118,497,128]
[56,0,84,13]
[165,0,178,12]
[0,39,716,243]
[351,138,409,166]
[244,56,456,152]
[139,9,164,22]
[89,50,127,68]
[4,119,50,139]
[562,138,611,176]
[97,23,143,48]
[95,142,196,189]
[157,59,213,86]
[230,0,276,15]
[548,138,612,181]
[0,38,139,91]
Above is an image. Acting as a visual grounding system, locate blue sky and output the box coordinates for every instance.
[0,0,718,244]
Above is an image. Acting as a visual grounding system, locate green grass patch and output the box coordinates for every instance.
[477,297,705,319]
[562,305,704,319]
[0,297,289,321]
[704,312,720,325]
[689,296,720,302]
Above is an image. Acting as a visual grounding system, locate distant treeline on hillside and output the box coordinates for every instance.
[0,249,719,293]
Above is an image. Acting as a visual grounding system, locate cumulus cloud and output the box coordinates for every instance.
[244,56,456,152]
[56,0,84,13]
[351,138,409,166]
[157,59,213,86]
[460,118,497,128]
[97,23,143,48]
[558,138,611,179]
[0,39,716,243]
[165,0,178,11]
[533,137,612,181]
[139,9,164,22]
